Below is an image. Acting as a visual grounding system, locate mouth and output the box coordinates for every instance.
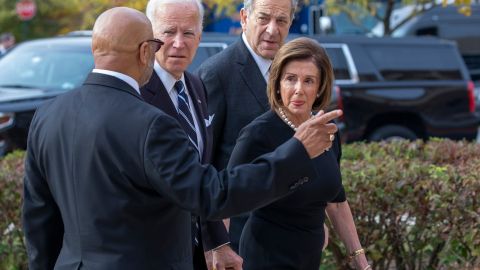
[168,55,187,59]
[262,40,278,46]
[291,101,305,106]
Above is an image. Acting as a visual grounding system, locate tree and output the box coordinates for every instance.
[0,0,148,42]
[324,0,475,36]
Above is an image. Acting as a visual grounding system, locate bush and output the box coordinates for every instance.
[0,151,27,270]
[1,140,479,270]
[322,139,480,270]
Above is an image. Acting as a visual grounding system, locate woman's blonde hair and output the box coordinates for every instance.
[267,37,334,112]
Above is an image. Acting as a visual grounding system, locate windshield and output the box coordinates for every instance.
[0,41,94,91]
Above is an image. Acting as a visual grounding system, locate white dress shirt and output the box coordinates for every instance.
[92,69,140,95]
[153,62,204,156]
[242,33,272,82]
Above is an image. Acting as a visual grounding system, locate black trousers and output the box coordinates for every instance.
[193,217,208,270]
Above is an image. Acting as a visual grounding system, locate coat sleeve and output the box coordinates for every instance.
[22,113,64,270]
[143,114,316,220]
[227,123,273,169]
[200,219,230,251]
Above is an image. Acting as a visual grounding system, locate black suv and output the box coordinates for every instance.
[0,33,233,155]
[312,35,479,142]
[391,4,480,83]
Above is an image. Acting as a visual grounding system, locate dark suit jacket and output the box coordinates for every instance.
[197,37,269,251]
[23,72,317,270]
[140,71,229,252]
[197,38,269,171]
[228,111,346,270]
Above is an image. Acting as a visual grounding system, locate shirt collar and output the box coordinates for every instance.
[242,33,272,81]
[154,61,186,95]
[92,69,140,95]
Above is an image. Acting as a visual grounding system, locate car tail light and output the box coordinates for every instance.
[335,85,345,121]
[0,112,14,130]
[467,80,475,113]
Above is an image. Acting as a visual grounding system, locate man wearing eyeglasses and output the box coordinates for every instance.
[197,0,297,253]
[140,1,242,270]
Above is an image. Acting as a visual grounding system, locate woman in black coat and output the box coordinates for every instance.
[228,37,370,270]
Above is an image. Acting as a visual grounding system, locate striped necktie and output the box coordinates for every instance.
[174,80,199,153]
[174,80,201,248]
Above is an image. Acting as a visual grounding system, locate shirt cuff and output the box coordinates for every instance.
[212,242,231,251]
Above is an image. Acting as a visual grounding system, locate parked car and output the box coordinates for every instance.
[0,33,233,156]
[389,4,480,82]
[309,35,479,142]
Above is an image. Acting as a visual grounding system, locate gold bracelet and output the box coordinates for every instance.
[362,265,372,270]
[348,248,365,261]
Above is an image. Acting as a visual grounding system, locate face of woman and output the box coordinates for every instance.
[280,59,320,121]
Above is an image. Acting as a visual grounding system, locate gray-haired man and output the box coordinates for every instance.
[197,0,297,253]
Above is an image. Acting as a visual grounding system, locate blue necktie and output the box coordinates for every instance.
[174,80,199,152]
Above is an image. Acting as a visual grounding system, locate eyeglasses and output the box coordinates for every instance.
[139,38,164,52]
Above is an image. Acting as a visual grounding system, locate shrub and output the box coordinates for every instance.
[1,140,479,270]
[0,151,27,270]
[323,139,480,270]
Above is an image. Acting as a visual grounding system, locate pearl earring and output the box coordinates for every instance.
[276,90,280,94]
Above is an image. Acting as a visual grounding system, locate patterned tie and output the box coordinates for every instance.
[174,80,201,248]
[174,80,199,152]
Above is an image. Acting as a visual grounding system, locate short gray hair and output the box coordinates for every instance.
[146,0,204,31]
[243,0,298,19]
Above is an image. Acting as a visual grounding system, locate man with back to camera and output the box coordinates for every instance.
[197,0,300,252]
[22,6,343,270]
[140,0,241,269]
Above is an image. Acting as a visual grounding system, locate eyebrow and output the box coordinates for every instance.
[257,11,289,20]
[257,12,271,17]
[284,72,319,78]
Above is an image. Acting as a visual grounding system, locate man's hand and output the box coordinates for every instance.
[206,245,243,270]
[294,110,343,158]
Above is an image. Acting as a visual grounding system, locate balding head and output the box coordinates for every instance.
[92,7,156,86]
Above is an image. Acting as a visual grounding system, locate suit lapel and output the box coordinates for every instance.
[185,74,207,146]
[184,73,208,162]
[141,71,209,162]
[140,72,179,120]
[236,40,269,111]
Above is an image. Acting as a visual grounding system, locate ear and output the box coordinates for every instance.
[138,41,150,66]
[240,8,248,32]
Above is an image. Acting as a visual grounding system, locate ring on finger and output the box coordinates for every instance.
[329,134,335,141]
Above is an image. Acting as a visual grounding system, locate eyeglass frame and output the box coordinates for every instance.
[139,38,164,53]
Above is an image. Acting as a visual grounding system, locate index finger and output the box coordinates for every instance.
[312,109,343,124]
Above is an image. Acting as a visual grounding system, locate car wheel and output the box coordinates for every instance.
[369,125,417,142]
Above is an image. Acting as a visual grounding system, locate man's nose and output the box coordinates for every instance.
[173,34,185,48]
[265,20,279,36]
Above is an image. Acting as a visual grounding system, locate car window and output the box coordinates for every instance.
[325,47,351,80]
[322,44,359,84]
[366,44,463,81]
[0,43,94,91]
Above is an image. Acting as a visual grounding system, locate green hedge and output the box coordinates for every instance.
[0,151,27,270]
[323,139,480,270]
[1,140,479,270]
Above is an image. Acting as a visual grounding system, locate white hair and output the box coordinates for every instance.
[146,0,204,31]
[243,0,298,19]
